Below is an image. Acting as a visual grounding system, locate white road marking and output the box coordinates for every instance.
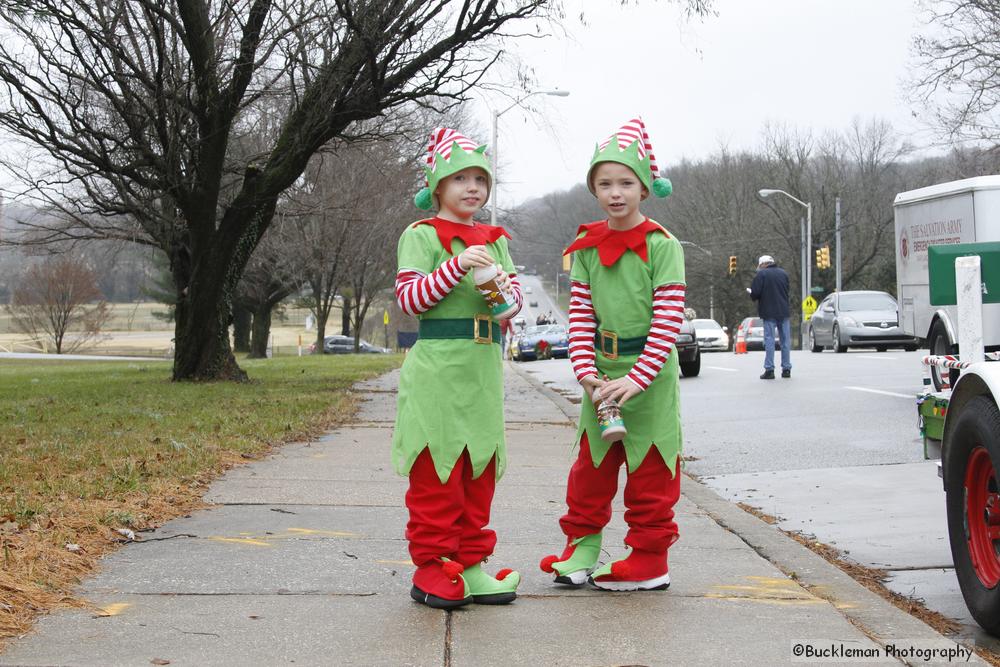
[706,366,739,372]
[845,386,914,399]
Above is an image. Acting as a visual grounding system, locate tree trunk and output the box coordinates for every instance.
[341,294,352,337]
[170,229,251,382]
[172,285,247,381]
[248,302,274,359]
[314,311,328,351]
[233,305,252,353]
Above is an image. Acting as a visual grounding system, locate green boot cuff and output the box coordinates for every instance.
[553,532,602,576]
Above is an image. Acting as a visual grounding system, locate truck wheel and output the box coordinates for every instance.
[832,324,847,353]
[929,319,959,391]
[680,347,701,377]
[945,395,1000,637]
[808,327,823,353]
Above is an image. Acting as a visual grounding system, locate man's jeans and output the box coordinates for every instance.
[763,318,792,371]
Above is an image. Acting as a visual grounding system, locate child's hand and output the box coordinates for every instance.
[580,374,605,401]
[458,245,494,271]
[495,266,512,293]
[599,376,642,405]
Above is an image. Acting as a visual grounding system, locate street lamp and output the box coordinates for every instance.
[490,89,570,226]
[679,240,714,321]
[758,188,812,349]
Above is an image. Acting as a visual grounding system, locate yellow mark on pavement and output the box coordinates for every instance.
[376,559,415,566]
[704,594,826,606]
[285,528,357,537]
[208,536,272,547]
[707,575,817,603]
[94,602,132,617]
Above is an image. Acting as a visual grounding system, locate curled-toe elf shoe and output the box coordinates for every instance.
[539,532,602,585]
[410,558,472,609]
[462,563,520,604]
[589,548,670,591]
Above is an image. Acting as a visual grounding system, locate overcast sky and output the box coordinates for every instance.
[473,0,925,210]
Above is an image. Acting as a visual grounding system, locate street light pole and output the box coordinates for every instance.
[758,188,812,350]
[489,89,569,226]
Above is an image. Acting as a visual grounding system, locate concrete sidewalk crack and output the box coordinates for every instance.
[444,610,453,667]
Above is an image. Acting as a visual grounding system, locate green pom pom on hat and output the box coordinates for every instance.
[414,128,492,211]
[588,117,672,198]
[414,187,433,211]
[652,177,672,198]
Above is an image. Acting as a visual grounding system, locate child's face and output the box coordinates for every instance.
[435,167,490,220]
[591,162,648,223]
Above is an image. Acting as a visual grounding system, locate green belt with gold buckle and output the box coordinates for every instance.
[418,316,501,345]
[594,330,648,360]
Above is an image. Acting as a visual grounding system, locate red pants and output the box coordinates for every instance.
[559,433,680,553]
[405,448,497,568]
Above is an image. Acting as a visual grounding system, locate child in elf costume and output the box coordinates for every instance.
[540,118,686,591]
[392,128,524,609]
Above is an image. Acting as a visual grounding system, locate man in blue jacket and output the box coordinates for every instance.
[749,255,791,379]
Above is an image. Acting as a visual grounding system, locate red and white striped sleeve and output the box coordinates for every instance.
[508,273,524,316]
[626,283,686,391]
[395,257,468,315]
[568,280,599,383]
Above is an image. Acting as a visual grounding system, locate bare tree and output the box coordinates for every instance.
[911,0,1000,144]
[6,255,110,353]
[0,0,560,381]
[237,215,302,358]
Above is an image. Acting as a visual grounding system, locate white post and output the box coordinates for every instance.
[955,255,985,365]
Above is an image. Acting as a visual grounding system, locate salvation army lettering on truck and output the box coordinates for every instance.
[910,217,964,254]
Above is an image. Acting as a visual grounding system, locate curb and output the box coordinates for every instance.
[512,361,987,667]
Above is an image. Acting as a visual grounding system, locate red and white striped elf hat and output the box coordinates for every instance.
[588,117,672,198]
[413,127,492,210]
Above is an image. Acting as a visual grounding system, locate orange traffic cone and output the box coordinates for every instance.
[734,331,747,354]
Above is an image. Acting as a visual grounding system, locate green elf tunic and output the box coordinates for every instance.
[391,218,515,485]
[567,219,686,476]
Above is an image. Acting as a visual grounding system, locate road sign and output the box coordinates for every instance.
[383,310,389,325]
[802,295,818,319]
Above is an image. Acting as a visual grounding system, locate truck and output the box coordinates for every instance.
[916,244,1000,637]
[894,176,1000,390]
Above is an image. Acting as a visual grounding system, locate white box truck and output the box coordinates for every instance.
[894,176,1000,389]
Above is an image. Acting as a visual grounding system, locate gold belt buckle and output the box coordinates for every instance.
[600,330,619,360]
[474,314,493,344]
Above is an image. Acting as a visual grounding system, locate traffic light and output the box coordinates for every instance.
[815,245,831,269]
[728,255,737,275]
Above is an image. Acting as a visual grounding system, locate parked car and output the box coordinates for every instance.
[691,318,729,351]
[512,324,568,361]
[736,317,781,351]
[524,285,533,294]
[529,300,539,308]
[808,290,919,353]
[322,335,391,354]
[675,317,701,377]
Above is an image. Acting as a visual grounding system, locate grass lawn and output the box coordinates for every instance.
[0,354,401,644]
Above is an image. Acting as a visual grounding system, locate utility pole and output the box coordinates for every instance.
[835,196,842,292]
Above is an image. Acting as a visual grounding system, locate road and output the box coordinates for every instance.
[513,281,998,648]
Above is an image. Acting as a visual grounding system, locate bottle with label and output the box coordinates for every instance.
[473,263,517,319]
[592,387,627,443]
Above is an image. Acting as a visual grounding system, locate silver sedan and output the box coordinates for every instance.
[808,290,919,353]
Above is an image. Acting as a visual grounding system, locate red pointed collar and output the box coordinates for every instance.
[415,217,511,254]
[563,219,668,267]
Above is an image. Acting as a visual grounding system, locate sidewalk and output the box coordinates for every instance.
[1,365,983,666]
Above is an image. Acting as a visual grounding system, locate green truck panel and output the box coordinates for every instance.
[928,242,1000,306]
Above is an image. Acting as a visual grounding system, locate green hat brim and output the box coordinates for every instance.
[420,142,493,209]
